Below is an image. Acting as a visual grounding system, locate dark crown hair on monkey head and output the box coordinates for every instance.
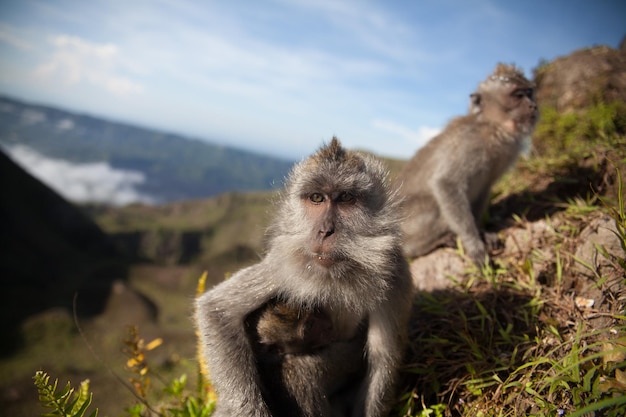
[315,137,346,162]
[479,62,535,91]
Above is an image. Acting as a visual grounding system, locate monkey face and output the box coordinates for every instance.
[477,84,538,135]
[266,138,402,305]
[271,140,392,272]
[471,63,539,135]
[504,85,539,133]
[302,189,358,267]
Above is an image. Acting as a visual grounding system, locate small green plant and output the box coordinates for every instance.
[161,374,215,417]
[33,370,98,417]
[415,403,447,417]
[601,167,626,269]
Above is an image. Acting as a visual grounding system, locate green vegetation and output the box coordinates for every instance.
[533,100,626,156]
[32,325,216,417]
[32,278,216,417]
[87,191,274,278]
[33,371,98,417]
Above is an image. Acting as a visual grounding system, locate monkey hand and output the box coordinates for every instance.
[466,239,489,266]
[483,231,504,254]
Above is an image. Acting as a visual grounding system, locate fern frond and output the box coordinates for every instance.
[33,370,98,417]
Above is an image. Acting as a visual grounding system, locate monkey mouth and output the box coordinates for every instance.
[312,252,340,268]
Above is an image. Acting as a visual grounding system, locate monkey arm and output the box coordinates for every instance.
[358,264,413,417]
[357,305,408,417]
[471,186,492,222]
[195,264,277,417]
[430,176,486,263]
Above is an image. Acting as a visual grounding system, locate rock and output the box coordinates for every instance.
[502,219,555,258]
[502,219,557,280]
[574,214,623,277]
[409,248,467,292]
[534,44,626,113]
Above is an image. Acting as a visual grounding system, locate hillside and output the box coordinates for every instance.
[0,96,294,203]
[403,43,626,416]
[0,150,131,355]
[1,41,625,417]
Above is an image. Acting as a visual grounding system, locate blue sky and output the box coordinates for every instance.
[0,0,624,160]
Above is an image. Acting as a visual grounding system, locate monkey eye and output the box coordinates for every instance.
[309,193,325,204]
[513,88,533,99]
[337,192,355,203]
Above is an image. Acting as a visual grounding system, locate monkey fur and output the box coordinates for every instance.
[195,137,413,417]
[254,300,335,356]
[397,63,538,264]
[249,299,365,417]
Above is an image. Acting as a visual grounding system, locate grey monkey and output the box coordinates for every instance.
[397,63,539,264]
[195,137,413,417]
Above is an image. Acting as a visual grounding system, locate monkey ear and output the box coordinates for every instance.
[469,93,482,114]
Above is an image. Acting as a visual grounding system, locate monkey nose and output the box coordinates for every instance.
[318,223,335,238]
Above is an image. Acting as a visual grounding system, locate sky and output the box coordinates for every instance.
[0,0,624,161]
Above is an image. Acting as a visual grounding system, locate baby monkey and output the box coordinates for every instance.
[397,63,539,264]
[256,300,335,356]
[251,300,363,417]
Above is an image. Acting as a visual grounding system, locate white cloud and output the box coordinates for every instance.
[0,24,33,50]
[372,119,440,151]
[33,35,143,96]
[4,145,155,206]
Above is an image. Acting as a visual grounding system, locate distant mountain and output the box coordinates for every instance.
[0,96,295,203]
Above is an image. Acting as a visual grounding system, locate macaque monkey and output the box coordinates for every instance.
[397,63,538,264]
[195,137,413,417]
[255,300,335,355]
[249,300,364,417]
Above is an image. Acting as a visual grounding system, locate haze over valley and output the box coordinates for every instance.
[0,96,295,205]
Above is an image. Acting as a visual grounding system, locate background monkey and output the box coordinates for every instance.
[195,137,413,417]
[397,63,539,264]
